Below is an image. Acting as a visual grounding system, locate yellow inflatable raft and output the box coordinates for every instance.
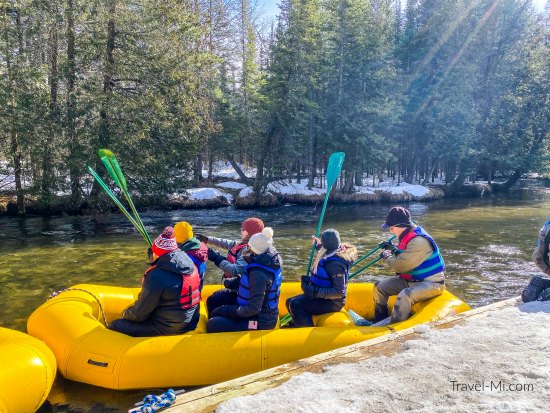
[27,283,469,390]
[0,327,56,413]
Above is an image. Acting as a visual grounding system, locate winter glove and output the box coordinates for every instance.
[378,241,395,250]
[196,233,208,243]
[301,275,318,296]
[147,247,153,262]
[379,250,393,260]
[207,248,225,267]
[223,276,240,290]
[210,305,239,319]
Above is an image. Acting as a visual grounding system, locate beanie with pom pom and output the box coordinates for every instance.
[248,227,273,255]
[152,226,179,257]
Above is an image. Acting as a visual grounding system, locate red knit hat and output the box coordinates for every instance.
[242,217,264,236]
[152,226,179,257]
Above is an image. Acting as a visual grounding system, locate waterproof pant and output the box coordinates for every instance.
[109,306,200,337]
[206,289,252,333]
[286,294,343,327]
[373,277,445,324]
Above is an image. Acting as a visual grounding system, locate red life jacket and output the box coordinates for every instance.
[224,242,248,278]
[141,262,201,309]
[397,226,445,281]
[179,266,201,309]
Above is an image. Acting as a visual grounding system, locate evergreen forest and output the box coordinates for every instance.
[1,0,549,214]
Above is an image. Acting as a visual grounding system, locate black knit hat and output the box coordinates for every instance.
[321,228,341,252]
[381,207,412,229]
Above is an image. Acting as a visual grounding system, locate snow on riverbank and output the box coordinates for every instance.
[183,188,233,202]
[217,301,550,413]
[202,161,257,180]
[236,179,434,200]
[215,181,248,190]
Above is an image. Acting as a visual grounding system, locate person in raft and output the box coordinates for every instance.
[206,227,283,333]
[109,226,201,337]
[174,221,208,291]
[197,217,265,281]
[285,229,357,327]
[373,206,446,324]
[522,217,550,302]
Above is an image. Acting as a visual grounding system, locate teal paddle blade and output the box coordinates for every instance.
[325,152,345,189]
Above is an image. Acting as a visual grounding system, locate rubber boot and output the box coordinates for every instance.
[537,287,550,302]
[372,305,389,323]
[522,277,550,303]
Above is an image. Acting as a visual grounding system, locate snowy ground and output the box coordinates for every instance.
[216,181,248,190]
[182,188,233,203]
[217,301,550,413]
[237,179,432,198]
[202,161,257,180]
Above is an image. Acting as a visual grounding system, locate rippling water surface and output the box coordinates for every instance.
[1,189,549,412]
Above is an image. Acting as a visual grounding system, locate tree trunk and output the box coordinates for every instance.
[99,0,116,149]
[42,0,59,207]
[193,154,202,186]
[227,155,252,185]
[66,0,81,210]
[93,0,116,198]
[307,113,317,189]
[252,121,277,194]
[492,169,522,193]
[4,5,25,214]
[208,153,214,181]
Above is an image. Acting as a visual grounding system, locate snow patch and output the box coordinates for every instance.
[202,161,257,180]
[218,301,550,413]
[239,187,254,198]
[267,180,326,196]
[216,181,248,190]
[377,182,430,197]
[184,188,228,201]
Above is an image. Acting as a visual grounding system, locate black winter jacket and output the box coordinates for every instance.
[123,249,200,335]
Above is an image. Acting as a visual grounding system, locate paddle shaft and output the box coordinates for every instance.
[87,166,151,245]
[351,235,396,268]
[100,152,152,246]
[304,193,331,276]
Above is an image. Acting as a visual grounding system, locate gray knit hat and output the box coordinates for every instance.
[321,229,341,252]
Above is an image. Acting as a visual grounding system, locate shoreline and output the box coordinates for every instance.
[1,178,547,217]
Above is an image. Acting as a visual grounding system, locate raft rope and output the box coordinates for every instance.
[130,389,179,413]
[48,288,109,327]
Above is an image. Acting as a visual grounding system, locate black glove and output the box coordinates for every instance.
[378,241,395,250]
[210,305,239,319]
[196,233,208,243]
[223,276,240,290]
[301,275,317,296]
[207,248,225,266]
[147,247,153,262]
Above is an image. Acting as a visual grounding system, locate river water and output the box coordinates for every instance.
[1,189,549,412]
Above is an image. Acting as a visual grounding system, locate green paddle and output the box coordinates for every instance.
[351,235,397,268]
[304,152,345,276]
[87,166,151,244]
[280,152,345,327]
[98,149,152,246]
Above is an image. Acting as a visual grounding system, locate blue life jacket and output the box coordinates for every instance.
[397,226,445,281]
[237,263,283,310]
[310,256,350,288]
[188,254,207,291]
[539,219,550,266]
